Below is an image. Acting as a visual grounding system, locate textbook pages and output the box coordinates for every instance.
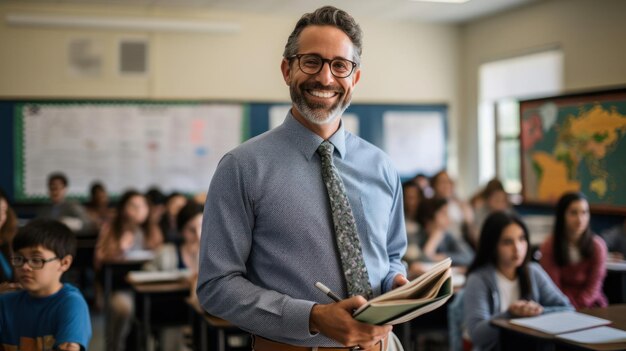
[353,258,453,325]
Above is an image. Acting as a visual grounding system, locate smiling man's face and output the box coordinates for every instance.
[281,25,360,130]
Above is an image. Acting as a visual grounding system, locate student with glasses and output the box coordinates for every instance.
[198,6,407,351]
[0,219,91,351]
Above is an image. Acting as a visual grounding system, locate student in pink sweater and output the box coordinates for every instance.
[539,192,608,309]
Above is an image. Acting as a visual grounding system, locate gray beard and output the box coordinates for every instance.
[289,85,351,126]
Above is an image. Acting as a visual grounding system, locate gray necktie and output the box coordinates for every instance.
[317,140,373,300]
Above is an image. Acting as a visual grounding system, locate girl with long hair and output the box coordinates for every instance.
[539,192,608,308]
[463,211,571,350]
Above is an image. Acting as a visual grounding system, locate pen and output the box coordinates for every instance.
[315,282,342,302]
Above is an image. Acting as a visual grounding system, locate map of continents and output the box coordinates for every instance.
[521,98,626,207]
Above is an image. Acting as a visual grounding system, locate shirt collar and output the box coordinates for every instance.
[283,110,347,160]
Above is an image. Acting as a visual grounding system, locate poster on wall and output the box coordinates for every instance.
[15,102,244,200]
[520,88,626,213]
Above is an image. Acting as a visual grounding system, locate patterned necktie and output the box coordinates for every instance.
[317,140,373,300]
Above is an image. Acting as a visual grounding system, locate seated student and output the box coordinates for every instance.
[463,212,572,351]
[85,181,115,232]
[0,219,92,351]
[431,170,475,244]
[158,192,188,245]
[0,189,19,293]
[414,197,474,270]
[37,172,94,236]
[471,178,512,248]
[94,190,163,351]
[540,192,608,309]
[147,201,202,273]
[402,181,424,265]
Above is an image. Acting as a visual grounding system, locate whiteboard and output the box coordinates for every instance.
[383,111,446,177]
[17,102,244,199]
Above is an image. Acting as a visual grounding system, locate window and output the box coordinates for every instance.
[478,49,563,195]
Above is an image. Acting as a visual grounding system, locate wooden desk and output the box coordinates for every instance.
[492,304,626,351]
[186,297,249,351]
[128,276,191,351]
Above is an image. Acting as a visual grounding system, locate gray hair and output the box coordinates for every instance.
[283,6,363,64]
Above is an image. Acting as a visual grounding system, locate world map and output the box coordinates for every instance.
[521,95,626,208]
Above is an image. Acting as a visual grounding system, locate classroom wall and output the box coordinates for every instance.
[458,0,626,198]
[0,2,461,188]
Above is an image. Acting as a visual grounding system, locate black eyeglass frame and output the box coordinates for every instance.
[288,54,358,78]
[11,256,60,270]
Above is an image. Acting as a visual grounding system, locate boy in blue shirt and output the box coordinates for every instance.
[0,219,92,351]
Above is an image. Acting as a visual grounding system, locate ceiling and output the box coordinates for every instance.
[11,0,541,24]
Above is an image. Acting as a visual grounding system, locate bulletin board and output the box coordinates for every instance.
[1,100,447,202]
[8,101,247,201]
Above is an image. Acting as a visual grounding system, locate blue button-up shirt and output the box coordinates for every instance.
[197,112,407,346]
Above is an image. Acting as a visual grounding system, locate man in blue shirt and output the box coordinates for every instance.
[197,6,407,351]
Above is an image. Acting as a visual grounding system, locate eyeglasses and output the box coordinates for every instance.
[289,54,357,78]
[11,256,60,270]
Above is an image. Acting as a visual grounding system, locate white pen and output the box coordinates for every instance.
[315,282,342,302]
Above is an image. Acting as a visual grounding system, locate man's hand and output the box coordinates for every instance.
[392,274,409,290]
[309,296,392,349]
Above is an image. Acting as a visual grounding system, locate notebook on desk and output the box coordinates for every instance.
[557,326,626,344]
[510,311,611,334]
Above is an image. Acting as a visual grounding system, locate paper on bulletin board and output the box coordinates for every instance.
[383,111,445,177]
[20,103,243,198]
[269,105,360,136]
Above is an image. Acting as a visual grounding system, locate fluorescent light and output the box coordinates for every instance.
[410,0,470,3]
[5,13,241,34]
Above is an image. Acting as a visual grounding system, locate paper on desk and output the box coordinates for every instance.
[510,311,610,334]
[557,326,626,344]
[127,269,192,283]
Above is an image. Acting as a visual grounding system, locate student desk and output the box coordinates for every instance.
[491,304,626,351]
[186,297,250,351]
[127,276,191,351]
[604,261,626,304]
[101,256,154,342]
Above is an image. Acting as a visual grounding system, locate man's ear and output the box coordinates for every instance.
[351,67,361,86]
[59,255,73,272]
[281,58,292,85]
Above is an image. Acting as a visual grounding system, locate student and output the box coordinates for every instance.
[94,190,163,269]
[37,172,94,236]
[463,212,572,351]
[0,189,18,287]
[539,192,608,309]
[402,181,423,265]
[0,219,92,351]
[471,178,512,247]
[85,181,115,231]
[148,201,202,273]
[94,190,163,351]
[431,170,475,245]
[414,197,474,268]
[158,192,188,245]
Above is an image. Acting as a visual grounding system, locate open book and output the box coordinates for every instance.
[353,258,453,325]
